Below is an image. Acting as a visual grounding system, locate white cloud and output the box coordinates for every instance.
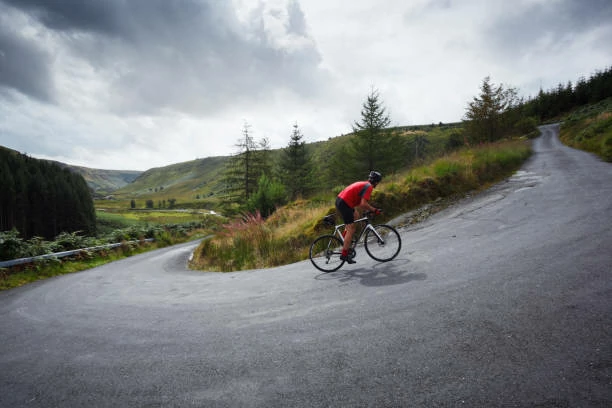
[0,0,610,170]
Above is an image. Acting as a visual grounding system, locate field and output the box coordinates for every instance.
[95,208,221,235]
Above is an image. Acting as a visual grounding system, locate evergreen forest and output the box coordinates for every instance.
[0,147,96,240]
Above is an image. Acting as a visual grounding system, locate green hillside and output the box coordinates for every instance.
[108,156,228,208]
[97,123,464,211]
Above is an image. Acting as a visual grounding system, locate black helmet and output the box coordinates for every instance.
[368,171,382,184]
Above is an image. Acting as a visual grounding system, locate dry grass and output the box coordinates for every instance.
[190,140,532,272]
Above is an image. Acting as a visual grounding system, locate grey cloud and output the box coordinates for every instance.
[0,8,55,102]
[485,0,612,59]
[0,0,325,115]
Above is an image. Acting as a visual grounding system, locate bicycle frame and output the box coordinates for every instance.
[331,215,386,248]
[310,212,402,272]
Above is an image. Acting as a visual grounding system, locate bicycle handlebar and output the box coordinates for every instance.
[364,209,382,218]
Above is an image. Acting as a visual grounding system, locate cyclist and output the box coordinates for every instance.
[335,171,383,263]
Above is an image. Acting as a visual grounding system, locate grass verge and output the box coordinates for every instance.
[559,97,612,162]
[190,139,532,272]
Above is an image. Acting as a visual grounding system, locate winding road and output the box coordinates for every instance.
[1,124,611,407]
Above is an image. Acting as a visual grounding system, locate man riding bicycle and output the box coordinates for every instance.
[335,171,383,263]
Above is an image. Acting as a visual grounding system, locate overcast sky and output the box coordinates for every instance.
[1,0,610,170]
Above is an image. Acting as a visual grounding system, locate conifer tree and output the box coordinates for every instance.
[279,122,313,199]
[351,88,392,175]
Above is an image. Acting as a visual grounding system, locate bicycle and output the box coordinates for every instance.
[309,211,402,272]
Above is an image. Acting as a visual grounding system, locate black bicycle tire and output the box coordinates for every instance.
[309,235,345,272]
[364,224,401,262]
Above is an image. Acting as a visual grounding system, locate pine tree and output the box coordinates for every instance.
[279,122,313,199]
[351,88,392,175]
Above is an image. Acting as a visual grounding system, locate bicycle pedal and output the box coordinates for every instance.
[340,255,356,264]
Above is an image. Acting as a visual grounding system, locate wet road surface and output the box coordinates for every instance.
[1,124,610,407]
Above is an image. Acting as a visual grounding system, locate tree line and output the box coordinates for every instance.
[465,66,612,145]
[222,66,612,217]
[0,148,96,240]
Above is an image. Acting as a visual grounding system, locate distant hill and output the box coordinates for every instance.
[109,156,229,206]
[67,166,142,195]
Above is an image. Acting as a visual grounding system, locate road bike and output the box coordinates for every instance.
[309,211,401,272]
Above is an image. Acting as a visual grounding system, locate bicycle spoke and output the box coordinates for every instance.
[309,235,345,272]
[364,225,401,262]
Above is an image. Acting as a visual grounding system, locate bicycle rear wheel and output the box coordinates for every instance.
[309,235,344,272]
[364,224,401,262]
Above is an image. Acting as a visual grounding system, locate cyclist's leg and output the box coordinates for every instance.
[335,197,356,262]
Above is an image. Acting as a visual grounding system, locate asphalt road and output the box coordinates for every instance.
[1,124,610,407]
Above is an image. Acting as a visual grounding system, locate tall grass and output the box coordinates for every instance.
[190,140,532,272]
[560,98,612,162]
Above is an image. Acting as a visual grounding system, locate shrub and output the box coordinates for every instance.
[0,229,26,261]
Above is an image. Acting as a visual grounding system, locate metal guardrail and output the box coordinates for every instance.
[0,239,154,268]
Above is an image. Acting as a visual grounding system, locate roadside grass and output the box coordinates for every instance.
[0,220,222,291]
[190,139,532,272]
[0,242,154,290]
[560,97,612,162]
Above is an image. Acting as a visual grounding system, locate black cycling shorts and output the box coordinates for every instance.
[335,197,355,225]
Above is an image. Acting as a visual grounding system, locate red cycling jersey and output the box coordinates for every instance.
[337,181,373,208]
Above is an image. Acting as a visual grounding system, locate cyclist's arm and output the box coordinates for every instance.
[357,197,377,213]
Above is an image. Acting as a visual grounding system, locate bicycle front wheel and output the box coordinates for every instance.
[309,235,344,272]
[364,224,401,262]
